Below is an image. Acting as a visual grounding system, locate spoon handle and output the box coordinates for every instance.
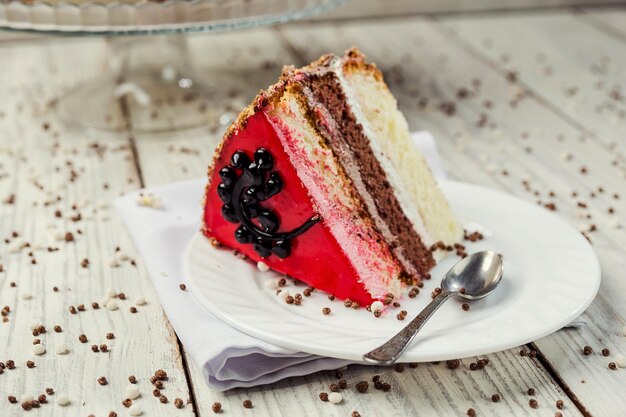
[362,290,454,365]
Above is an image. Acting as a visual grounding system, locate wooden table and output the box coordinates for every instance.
[1,5,625,417]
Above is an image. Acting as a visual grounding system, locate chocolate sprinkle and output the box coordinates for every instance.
[355,381,369,393]
[446,359,460,369]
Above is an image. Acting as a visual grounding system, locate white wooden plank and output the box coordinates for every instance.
[578,7,626,40]
[438,10,626,156]
[131,26,584,417]
[282,15,626,416]
[0,38,195,416]
[320,0,625,20]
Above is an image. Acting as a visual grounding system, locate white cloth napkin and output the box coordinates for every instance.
[116,131,444,390]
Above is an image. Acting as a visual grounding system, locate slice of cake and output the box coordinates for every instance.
[202,48,461,306]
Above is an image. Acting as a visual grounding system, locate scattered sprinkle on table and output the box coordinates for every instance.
[56,394,70,406]
[212,401,222,413]
[328,392,342,404]
[54,343,69,355]
[125,385,140,400]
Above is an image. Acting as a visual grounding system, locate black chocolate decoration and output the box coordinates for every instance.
[217,148,320,259]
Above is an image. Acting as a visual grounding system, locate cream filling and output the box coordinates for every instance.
[330,60,435,248]
[298,84,419,278]
[266,92,404,299]
[333,62,462,246]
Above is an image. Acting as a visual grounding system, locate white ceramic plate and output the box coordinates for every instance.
[184,180,600,362]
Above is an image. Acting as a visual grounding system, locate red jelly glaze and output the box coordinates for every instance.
[203,111,375,306]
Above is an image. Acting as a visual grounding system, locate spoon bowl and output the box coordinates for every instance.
[441,251,503,300]
[363,250,504,365]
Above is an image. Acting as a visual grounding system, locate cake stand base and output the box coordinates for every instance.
[56,35,216,133]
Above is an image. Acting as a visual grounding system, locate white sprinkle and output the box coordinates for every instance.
[31,242,45,251]
[125,385,141,400]
[8,239,24,253]
[485,164,498,174]
[278,290,291,302]
[135,296,147,306]
[161,65,177,82]
[108,258,120,268]
[21,292,33,300]
[328,392,343,404]
[55,343,69,355]
[257,261,270,272]
[100,296,111,306]
[21,394,34,403]
[116,251,129,262]
[371,301,384,313]
[56,394,70,406]
[129,404,143,416]
[33,344,46,355]
[264,279,279,290]
[615,354,626,368]
[137,193,163,209]
[609,219,622,229]
[219,112,235,126]
[106,300,119,311]
[560,151,573,162]
[107,289,117,297]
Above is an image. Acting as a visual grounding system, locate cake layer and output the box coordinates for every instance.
[265,88,405,300]
[203,110,393,305]
[289,52,449,282]
[340,50,462,248]
[298,72,432,282]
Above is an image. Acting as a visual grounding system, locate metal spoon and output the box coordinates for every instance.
[363,250,504,365]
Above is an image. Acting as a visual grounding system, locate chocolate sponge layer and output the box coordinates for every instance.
[301,71,435,283]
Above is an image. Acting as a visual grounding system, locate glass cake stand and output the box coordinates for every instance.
[0,0,345,132]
